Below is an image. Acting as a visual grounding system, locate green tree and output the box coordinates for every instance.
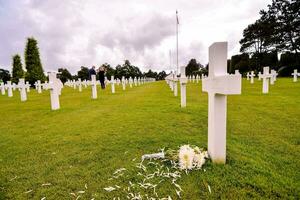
[25,37,46,84]
[58,68,72,83]
[230,54,250,75]
[266,0,300,53]
[186,59,200,76]
[0,69,11,83]
[77,66,89,80]
[12,54,24,83]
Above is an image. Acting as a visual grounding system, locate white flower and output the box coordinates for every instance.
[193,153,205,169]
[178,145,195,170]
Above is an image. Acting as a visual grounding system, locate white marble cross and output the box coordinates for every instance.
[249,71,255,84]
[258,72,262,81]
[202,42,241,164]
[35,80,42,93]
[91,75,97,99]
[47,72,61,110]
[129,77,133,88]
[246,72,250,80]
[6,81,13,97]
[292,69,300,82]
[122,76,126,90]
[261,67,272,93]
[78,78,82,92]
[180,66,187,107]
[134,77,137,86]
[12,83,17,91]
[173,71,178,97]
[0,82,5,95]
[18,78,27,102]
[270,70,277,85]
[25,81,30,92]
[111,76,115,94]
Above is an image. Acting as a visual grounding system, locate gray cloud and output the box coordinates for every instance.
[0,0,271,74]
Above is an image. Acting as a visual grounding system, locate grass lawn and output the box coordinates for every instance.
[0,78,299,199]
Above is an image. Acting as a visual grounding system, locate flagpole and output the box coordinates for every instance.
[176,10,179,75]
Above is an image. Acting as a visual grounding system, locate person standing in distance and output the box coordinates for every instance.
[98,65,106,89]
[88,66,96,80]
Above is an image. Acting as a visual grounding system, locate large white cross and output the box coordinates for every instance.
[18,78,27,102]
[0,82,5,95]
[47,72,61,110]
[249,71,255,84]
[202,42,241,164]
[292,69,300,82]
[6,81,13,97]
[261,67,272,94]
[91,75,97,99]
[180,66,187,107]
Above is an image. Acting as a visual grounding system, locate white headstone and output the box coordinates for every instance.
[0,82,5,95]
[173,71,178,97]
[91,75,97,99]
[111,76,115,94]
[18,78,27,102]
[25,81,30,92]
[78,78,82,92]
[6,81,13,97]
[122,76,126,90]
[249,71,255,84]
[261,67,272,94]
[35,80,42,93]
[47,72,61,110]
[180,66,187,107]
[246,72,250,80]
[292,69,300,82]
[258,72,262,80]
[270,69,277,85]
[202,42,241,164]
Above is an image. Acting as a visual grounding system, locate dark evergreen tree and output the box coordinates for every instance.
[12,54,24,83]
[77,66,89,80]
[58,68,72,83]
[25,37,46,85]
[0,69,11,83]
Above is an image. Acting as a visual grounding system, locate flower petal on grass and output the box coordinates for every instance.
[24,190,33,194]
[41,183,51,186]
[104,186,116,192]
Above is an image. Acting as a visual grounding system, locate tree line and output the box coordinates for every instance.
[230,0,299,76]
[57,60,168,83]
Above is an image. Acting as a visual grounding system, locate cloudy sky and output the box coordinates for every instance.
[0,0,270,74]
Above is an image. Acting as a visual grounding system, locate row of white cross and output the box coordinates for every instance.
[246,69,278,85]
[0,73,155,111]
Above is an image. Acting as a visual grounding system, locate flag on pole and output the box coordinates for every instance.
[176,10,179,24]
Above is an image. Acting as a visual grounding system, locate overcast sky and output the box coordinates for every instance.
[0,0,270,74]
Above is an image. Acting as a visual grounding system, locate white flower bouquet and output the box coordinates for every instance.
[142,144,209,170]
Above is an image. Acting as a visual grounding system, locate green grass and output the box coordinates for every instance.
[0,79,299,199]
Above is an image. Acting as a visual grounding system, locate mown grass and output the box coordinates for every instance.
[0,78,299,199]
